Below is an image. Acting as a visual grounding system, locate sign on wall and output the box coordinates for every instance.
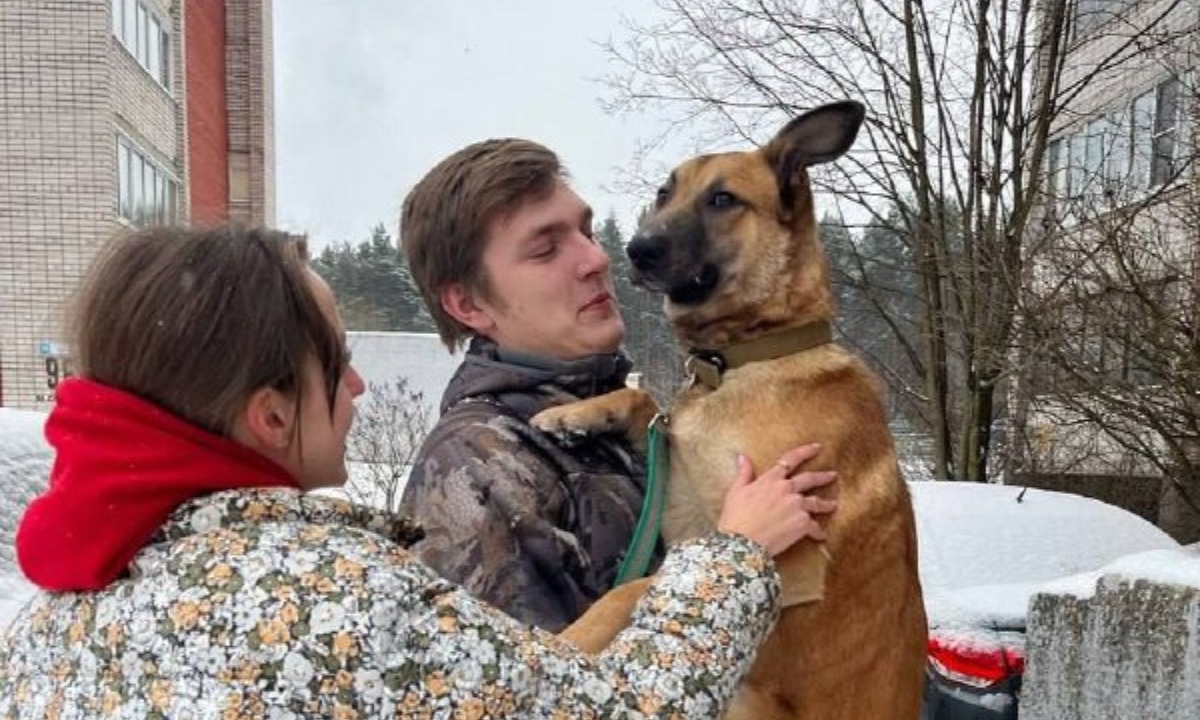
[35,340,73,402]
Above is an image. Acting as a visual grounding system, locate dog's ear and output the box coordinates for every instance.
[763,101,865,215]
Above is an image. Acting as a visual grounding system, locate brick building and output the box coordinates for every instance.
[0,0,274,408]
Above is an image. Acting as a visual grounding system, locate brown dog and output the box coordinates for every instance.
[533,100,927,720]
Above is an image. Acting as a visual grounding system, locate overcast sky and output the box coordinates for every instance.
[273,1,673,251]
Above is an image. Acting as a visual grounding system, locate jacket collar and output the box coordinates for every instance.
[440,336,632,416]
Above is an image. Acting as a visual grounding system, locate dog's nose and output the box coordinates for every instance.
[627,234,669,273]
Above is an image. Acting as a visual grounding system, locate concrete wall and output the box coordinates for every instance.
[1023,563,1200,720]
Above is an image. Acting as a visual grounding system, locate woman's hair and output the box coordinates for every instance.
[400,138,565,350]
[71,225,346,436]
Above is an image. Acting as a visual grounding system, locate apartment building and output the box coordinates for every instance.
[1017,0,1198,537]
[0,0,274,408]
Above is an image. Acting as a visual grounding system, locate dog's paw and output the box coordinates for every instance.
[531,388,659,451]
[531,401,622,444]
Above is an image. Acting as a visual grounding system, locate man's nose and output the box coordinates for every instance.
[579,232,611,275]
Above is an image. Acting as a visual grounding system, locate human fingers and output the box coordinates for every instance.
[804,521,829,542]
[798,493,838,516]
[720,473,836,555]
[790,470,838,494]
[718,466,802,552]
[758,491,831,554]
[730,453,755,489]
[768,443,823,477]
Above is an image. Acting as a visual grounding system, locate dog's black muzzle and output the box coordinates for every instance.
[627,231,720,306]
[627,233,669,277]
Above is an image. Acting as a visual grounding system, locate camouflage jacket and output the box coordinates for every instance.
[400,337,663,632]
[0,488,781,719]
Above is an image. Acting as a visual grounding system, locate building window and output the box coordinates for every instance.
[1179,71,1195,176]
[1151,77,1188,186]
[1102,109,1129,191]
[1048,138,1067,199]
[1083,117,1106,192]
[1068,129,1087,198]
[1129,88,1156,190]
[112,0,170,88]
[1049,71,1194,220]
[1073,0,1134,41]
[117,136,178,227]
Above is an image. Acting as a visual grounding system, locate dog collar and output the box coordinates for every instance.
[685,320,833,389]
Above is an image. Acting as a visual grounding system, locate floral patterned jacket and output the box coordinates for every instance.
[0,488,780,719]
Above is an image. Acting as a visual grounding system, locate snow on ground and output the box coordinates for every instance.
[0,408,52,627]
[346,331,460,416]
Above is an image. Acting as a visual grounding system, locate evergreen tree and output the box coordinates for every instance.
[823,210,922,426]
[597,213,639,312]
[311,224,435,332]
[596,211,685,403]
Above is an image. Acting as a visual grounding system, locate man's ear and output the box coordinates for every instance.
[240,386,298,452]
[440,282,496,335]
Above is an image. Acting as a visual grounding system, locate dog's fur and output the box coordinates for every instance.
[533,101,926,720]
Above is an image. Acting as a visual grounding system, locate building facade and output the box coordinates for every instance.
[0,0,274,408]
[1016,0,1198,537]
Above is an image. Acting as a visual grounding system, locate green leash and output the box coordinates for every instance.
[614,413,669,586]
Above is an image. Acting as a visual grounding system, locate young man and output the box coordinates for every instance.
[399,139,830,631]
[399,138,650,632]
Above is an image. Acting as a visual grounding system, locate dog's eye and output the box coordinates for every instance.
[655,186,670,208]
[708,191,738,210]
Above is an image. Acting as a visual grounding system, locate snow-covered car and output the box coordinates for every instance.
[912,481,1180,719]
[0,408,51,625]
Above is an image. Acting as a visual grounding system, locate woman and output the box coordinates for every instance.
[0,225,837,718]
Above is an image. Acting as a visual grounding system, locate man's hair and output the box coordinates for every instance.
[72,225,345,436]
[400,138,565,351]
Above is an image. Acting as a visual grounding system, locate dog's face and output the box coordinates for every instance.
[628,101,865,347]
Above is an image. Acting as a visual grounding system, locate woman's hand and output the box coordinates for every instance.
[716,444,838,557]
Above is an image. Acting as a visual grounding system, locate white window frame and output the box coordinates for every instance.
[121,0,135,52]
[112,0,171,90]
[117,135,179,227]
[1174,70,1194,179]
[1072,0,1133,41]
[1083,118,1106,194]
[1047,72,1196,221]
[1068,130,1088,199]
[1048,138,1067,198]
[1130,89,1156,190]
[1102,110,1129,191]
[1150,77,1181,186]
